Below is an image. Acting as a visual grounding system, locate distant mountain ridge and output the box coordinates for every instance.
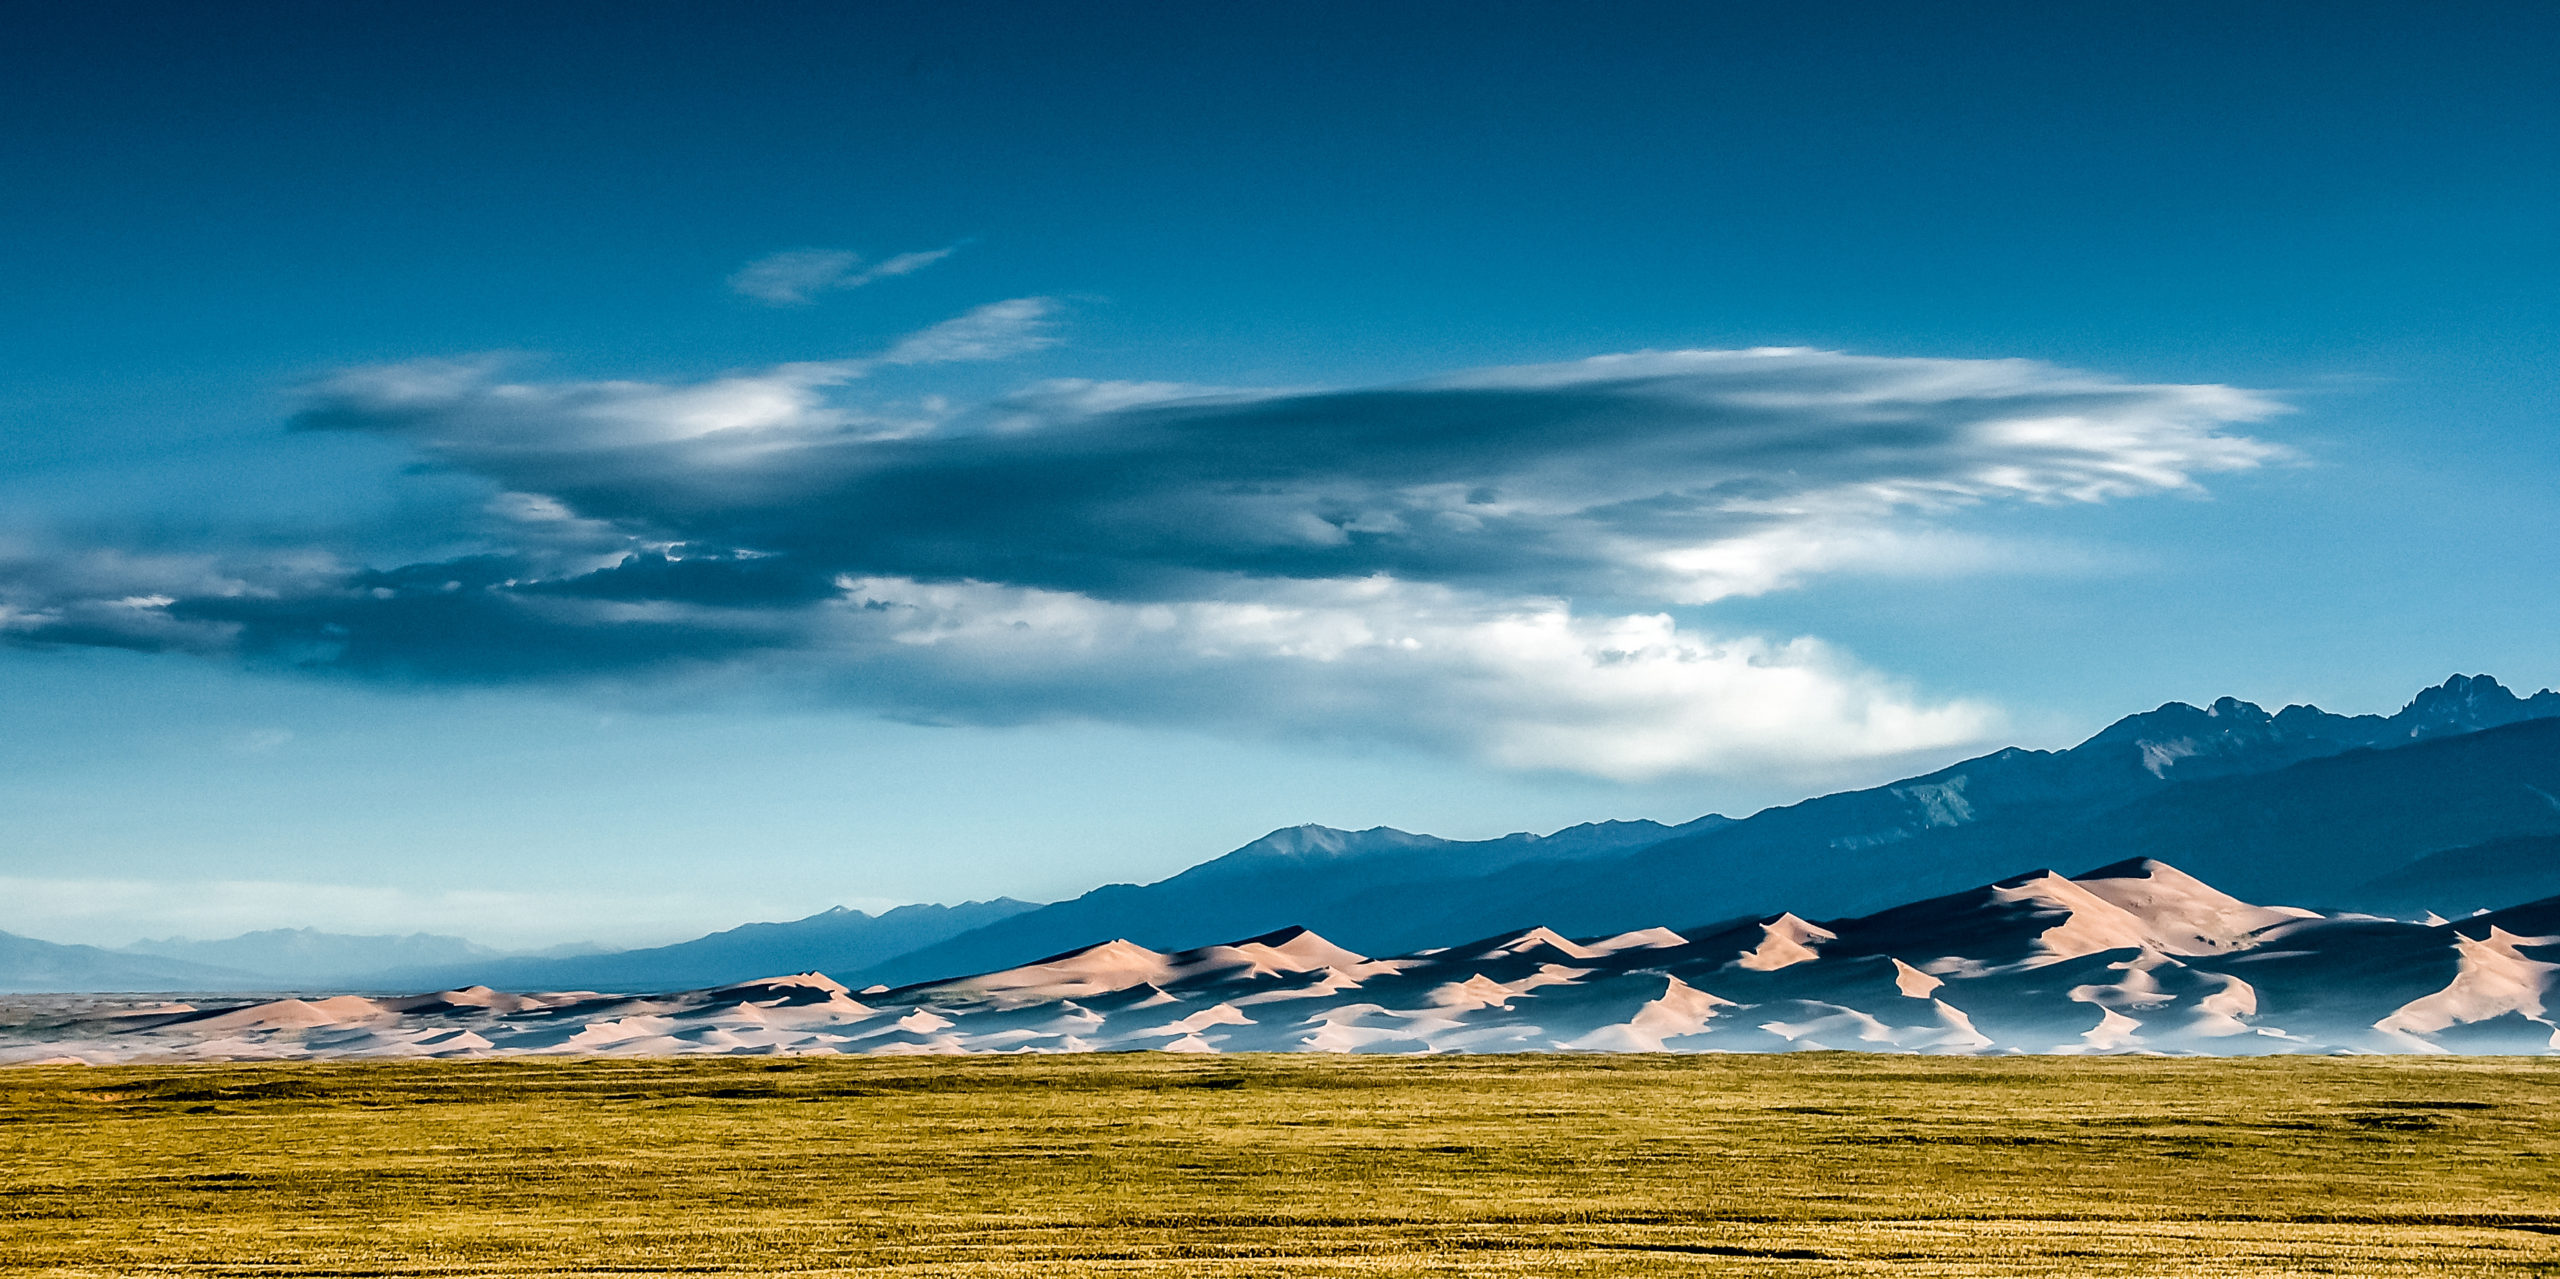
[19,857,2560,1060]
[118,929,502,987]
[4,902,1041,995]
[857,815,1729,988]
[370,897,1043,994]
[869,674,2560,982]
[2083,671,2560,783]
[1491,708,2560,939]
[8,674,2555,996]
[0,931,258,995]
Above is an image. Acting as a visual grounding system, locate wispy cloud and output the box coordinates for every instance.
[0,321,2287,779]
[881,296,1060,364]
[727,244,961,306]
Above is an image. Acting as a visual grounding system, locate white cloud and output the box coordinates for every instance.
[731,249,863,304]
[881,296,1061,364]
[858,247,959,282]
[226,728,295,755]
[727,244,962,306]
[295,299,1059,450]
[824,574,1997,780]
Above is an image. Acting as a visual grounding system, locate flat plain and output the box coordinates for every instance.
[4,1054,2559,1277]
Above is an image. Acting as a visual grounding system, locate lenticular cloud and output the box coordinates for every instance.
[0,321,2286,777]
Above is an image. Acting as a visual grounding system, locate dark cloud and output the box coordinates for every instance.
[279,348,2280,608]
[0,327,2284,777]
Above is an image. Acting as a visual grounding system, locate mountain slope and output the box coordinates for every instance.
[374,897,1043,993]
[1448,679,2560,939]
[859,817,1726,988]
[119,929,502,988]
[0,931,261,994]
[2013,717,2560,905]
[21,675,2550,996]
[866,675,2558,987]
[2353,835,2560,916]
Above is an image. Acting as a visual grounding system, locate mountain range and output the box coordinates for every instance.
[7,674,2557,997]
[118,929,508,985]
[11,856,2556,1062]
[0,933,262,994]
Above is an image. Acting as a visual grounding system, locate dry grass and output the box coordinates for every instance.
[5,1053,2560,1276]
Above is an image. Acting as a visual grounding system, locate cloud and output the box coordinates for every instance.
[881,296,1060,364]
[284,344,2278,606]
[226,728,296,755]
[727,244,961,305]
[0,320,2288,778]
[818,575,1996,779]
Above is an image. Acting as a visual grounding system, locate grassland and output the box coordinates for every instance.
[4,1054,2559,1277]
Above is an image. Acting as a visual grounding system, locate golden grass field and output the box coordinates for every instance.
[4,1054,2559,1277]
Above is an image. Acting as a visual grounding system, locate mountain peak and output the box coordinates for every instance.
[2067,674,2560,788]
[2397,673,2519,731]
[1230,824,1427,860]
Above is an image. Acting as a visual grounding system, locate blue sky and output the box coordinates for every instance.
[3,3,2555,948]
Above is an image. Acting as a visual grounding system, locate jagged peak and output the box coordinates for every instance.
[2080,697,2270,747]
[2402,672,2513,709]
[2068,675,2560,783]
[2397,673,2519,724]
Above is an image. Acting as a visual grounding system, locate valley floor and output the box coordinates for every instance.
[5,1055,2559,1277]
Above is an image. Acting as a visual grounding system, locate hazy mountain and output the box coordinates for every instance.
[373,897,1043,993]
[0,931,260,994]
[118,929,502,988]
[858,816,1728,989]
[21,859,2557,1061]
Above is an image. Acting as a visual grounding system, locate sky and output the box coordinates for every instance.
[3,2,2556,949]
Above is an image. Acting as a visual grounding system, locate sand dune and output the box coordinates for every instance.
[10,861,2559,1063]
[2376,927,2560,1048]
[1732,914,1835,970]
[2073,859,2321,952]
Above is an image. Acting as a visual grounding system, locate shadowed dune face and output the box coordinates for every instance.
[8,860,2557,1063]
